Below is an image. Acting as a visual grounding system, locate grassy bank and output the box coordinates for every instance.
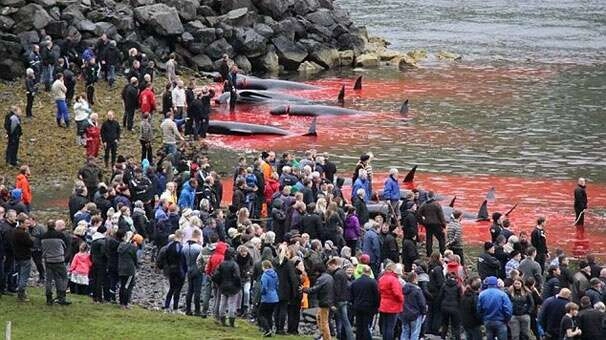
[0,288,303,340]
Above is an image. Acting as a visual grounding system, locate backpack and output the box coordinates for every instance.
[156,243,170,270]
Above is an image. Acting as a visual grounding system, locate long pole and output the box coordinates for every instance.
[5,321,11,340]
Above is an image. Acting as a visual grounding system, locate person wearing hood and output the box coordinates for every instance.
[490,212,504,244]
[15,166,32,212]
[438,272,463,339]
[401,271,427,340]
[362,221,381,277]
[117,230,138,308]
[477,276,513,340]
[343,205,361,252]
[418,191,447,256]
[350,264,379,340]
[6,189,27,215]
[206,240,228,318]
[90,225,107,303]
[259,260,279,337]
[378,262,404,340]
[178,178,197,210]
[214,248,242,327]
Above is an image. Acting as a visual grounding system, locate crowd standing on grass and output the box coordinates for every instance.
[1,31,605,340]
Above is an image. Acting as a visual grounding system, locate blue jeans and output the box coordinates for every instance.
[464,325,483,340]
[401,315,424,340]
[381,313,398,340]
[42,65,54,89]
[16,259,31,292]
[163,143,177,155]
[56,99,69,125]
[107,65,116,86]
[485,320,508,340]
[336,302,354,340]
[185,272,202,314]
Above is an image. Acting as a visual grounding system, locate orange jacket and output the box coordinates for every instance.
[15,174,32,205]
[300,273,310,309]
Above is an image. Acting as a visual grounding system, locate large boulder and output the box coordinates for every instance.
[253,23,273,38]
[33,0,57,7]
[232,27,267,58]
[13,3,52,31]
[309,45,339,69]
[191,53,213,71]
[0,0,25,6]
[337,33,366,55]
[221,7,255,27]
[60,4,85,23]
[297,60,323,74]
[0,35,25,80]
[17,31,40,50]
[271,35,307,70]
[272,17,306,41]
[134,3,184,35]
[94,22,117,36]
[338,50,354,66]
[255,0,291,20]
[355,53,378,67]
[184,21,216,46]
[220,0,255,13]
[204,38,233,60]
[293,0,319,16]
[234,54,251,73]
[162,0,199,22]
[0,15,14,30]
[305,9,335,28]
[76,19,96,32]
[45,20,68,37]
[251,46,279,73]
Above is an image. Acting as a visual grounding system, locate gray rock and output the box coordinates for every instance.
[305,9,335,28]
[130,0,154,6]
[191,53,213,71]
[65,25,82,43]
[256,0,290,20]
[181,31,194,44]
[253,23,273,38]
[0,37,24,80]
[232,27,266,58]
[45,20,68,37]
[309,45,338,69]
[317,0,333,10]
[220,0,255,14]
[33,0,57,7]
[217,22,233,40]
[55,0,80,6]
[0,0,24,7]
[1,6,19,16]
[48,6,61,20]
[234,54,251,73]
[337,32,366,55]
[214,27,223,39]
[163,0,199,22]
[222,7,255,27]
[0,15,14,30]
[203,16,219,27]
[251,46,279,73]
[76,19,96,32]
[134,3,184,35]
[204,38,232,60]
[271,35,307,70]
[187,42,204,54]
[293,0,319,16]
[297,60,323,74]
[17,31,40,49]
[332,8,352,27]
[13,4,52,31]
[111,8,135,31]
[260,15,276,26]
[86,8,108,22]
[60,4,85,22]
[272,17,306,41]
[185,21,216,46]
[94,21,117,36]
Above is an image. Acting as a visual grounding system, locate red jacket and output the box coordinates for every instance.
[205,241,227,275]
[264,178,280,205]
[378,271,404,313]
[69,252,92,276]
[139,88,156,113]
[15,173,32,205]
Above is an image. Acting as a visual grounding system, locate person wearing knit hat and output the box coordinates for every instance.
[478,275,512,339]
[477,241,500,280]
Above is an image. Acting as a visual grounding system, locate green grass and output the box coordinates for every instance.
[0,288,306,340]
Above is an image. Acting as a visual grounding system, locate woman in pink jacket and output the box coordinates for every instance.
[69,242,93,295]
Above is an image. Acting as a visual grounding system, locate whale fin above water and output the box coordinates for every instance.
[400,99,409,114]
[449,196,457,208]
[337,85,345,105]
[304,117,318,136]
[353,76,362,90]
[505,203,518,217]
[476,200,490,221]
[403,165,417,183]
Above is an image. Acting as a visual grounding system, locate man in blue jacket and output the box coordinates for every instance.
[477,276,513,340]
[178,179,198,210]
[382,168,401,219]
[362,222,381,277]
[352,169,371,203]
[538,288,571,340]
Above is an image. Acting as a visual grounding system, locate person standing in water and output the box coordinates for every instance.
[574,177,587,237]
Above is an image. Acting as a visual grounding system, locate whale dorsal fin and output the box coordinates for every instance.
[353,76,362,90]
[400,99,409,114]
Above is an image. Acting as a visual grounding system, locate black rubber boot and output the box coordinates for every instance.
[46,294,54,305]
[56,291,72,305]
[228,317,235,328]
[220,316,227,327]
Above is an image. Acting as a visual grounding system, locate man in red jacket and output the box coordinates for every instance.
[139,82,156,117]
[15,165,32,211]
[378,262,404,340]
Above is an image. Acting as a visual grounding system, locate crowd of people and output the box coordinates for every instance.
[1,31,604,340]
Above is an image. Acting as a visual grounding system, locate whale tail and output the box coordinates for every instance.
[304,117,318,136]
[505,203,518,217]
[403,165,417,183]
[476,200,490,221]
[400,99,409,114]
[337,85,345,105]
[449,196,457,208]
[353,76,362,90]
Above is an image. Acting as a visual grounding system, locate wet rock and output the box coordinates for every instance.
[33,0,57,7]
[407,49,427,62]
[437,50,462,61]
[355,53,378,68]
[309,45,339,69]
[256,0,291,20]
[272,35,307,70]
[297,60,323,74]
[94,21,117,36]
[397,55,418,69]
[234,54,251,73]
[305,8,335,28]
[60,4,85,22]
[251,47,279,73]
[293,0,319,16]
[253,23,273,38]
[134,3,184,35]
[0,0,24,7]
[13,3,52,31]
[379,50,400,61]
[205,38,233,60]
[76,19,96,33]
[0,15,14,30]
[232,27,267,58]
[338,49,354,66]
